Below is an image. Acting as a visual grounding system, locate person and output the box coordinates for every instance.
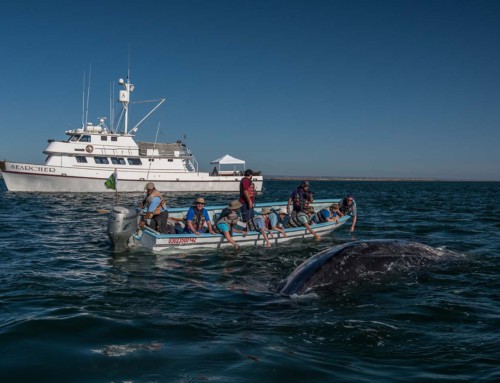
[268,207,288,237]
[246,207,274,247]
[339,193,357,232]
[239,169,256,222]
[287,180,314,216]
[139,182,173,233]
[287,206,321,240]
[215,200,247,249]
[183,197,216,235]
[311,203,344,224]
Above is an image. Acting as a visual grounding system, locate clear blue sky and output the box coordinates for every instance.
[1,0,499,181]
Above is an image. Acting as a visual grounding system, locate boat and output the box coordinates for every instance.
[0,76,263,193]
[107,199,352,252]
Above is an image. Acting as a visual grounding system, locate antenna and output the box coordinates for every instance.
[81,72,86,128]
[85,64,92,128]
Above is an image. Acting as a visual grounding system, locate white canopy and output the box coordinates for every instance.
[210,154,245,165]
[210,154,246,176]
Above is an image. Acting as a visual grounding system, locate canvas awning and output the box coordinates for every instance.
[210,154,246,175]
[210,154,245,165]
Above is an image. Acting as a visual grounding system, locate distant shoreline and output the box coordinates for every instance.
[264,176,497,182]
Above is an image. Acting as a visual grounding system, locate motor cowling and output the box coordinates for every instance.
[107,206,139,250]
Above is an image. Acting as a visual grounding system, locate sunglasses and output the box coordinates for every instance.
[196,202,205,205]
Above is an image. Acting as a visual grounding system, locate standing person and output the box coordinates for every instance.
[287,206,321,240]
[216,200,247,250]
[287,180,314,216]
[184,197,216,235]
[239,169,256,222]
[140,182,171,233]
[246,207,274,247]
[339,193,357,232]
[268,207,288,237]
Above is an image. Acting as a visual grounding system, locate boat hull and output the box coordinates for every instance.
[0,161,263,193]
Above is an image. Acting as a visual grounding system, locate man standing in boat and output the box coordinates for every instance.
[287,180,314,217]
[338,193,357,232]
[239,169,256,222]
[140,182,171,233]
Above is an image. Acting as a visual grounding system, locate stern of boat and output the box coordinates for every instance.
[107,206,139,251]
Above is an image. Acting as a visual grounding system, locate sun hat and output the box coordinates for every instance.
[278,207,288,215]
[301,180,309,187]
[330,203,339,209]
[194,197,206,204]
[145,182,155,190]
[244,169,253,176]
[260,207,271,215]
[228,200,243,209]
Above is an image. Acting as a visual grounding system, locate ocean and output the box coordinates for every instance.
[1,180,499,382]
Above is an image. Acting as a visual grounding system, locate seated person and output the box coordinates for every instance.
[246,207,274,247]
[268,207,288,237]
[183,197,216,235]
[311,203,344,224]
[287,206,321,240]
[215,200,247,250]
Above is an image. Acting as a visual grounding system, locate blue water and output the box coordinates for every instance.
[1,180,499,382]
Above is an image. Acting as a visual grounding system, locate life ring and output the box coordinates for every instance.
[85,144,94,153]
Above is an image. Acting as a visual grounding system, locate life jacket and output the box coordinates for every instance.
[288,212,309,227]
[239,178,256,203]
[314,208,330,223]
[291,188,312,211]
[216,208,241,226]
[339,198,353,215]
[145,190,167,216]
[190,207,207,231]
[246,216,269,232]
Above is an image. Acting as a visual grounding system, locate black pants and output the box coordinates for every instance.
[148,211,173,234]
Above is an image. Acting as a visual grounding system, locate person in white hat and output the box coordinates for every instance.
[246,207,274,247]
[139,182,171,233]
[268,207,288,238]
[184,197,216,235]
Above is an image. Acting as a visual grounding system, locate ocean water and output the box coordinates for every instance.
[1,180,499,382]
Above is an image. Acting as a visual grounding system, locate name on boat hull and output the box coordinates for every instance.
[168,237,198,244]
[10,164,56,173]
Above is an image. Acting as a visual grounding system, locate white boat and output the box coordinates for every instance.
[0,76,263,193]
[107,199,352,252]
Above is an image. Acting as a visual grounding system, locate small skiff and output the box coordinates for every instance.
[107,199,351,252]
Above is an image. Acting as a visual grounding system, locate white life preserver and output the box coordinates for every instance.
[85,144,94,153]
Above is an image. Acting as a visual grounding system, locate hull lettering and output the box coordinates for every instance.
[168,237,198,244]
[10,164,56,173]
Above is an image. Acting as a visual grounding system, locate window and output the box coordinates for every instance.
[69,135,80,142]
[101,136,108,141]
[94,157,109,164]
[76,156,88,163]
[111,137,117,142]
[111,157,126,165]
[80,135,91,142]
[127,158,142,165]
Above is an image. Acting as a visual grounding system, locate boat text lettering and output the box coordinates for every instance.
[10,165,56,173]
[168,238,197,244]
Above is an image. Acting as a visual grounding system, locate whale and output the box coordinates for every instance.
[278,239,444,296]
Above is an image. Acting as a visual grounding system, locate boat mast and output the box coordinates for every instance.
[118,77,134,134]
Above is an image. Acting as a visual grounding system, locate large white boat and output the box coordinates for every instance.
[0,76,263,193]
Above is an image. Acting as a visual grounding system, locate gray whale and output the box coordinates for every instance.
[278,239,443,296]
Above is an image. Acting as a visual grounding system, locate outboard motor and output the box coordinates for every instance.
[107,206,139,251]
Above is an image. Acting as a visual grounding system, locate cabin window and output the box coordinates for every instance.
[168,159,173,162]
[76,156,88,163]
[94,157,109,164]
[111,137,117,141]
[80,135,91,142]
[69,135,81,142]
[111,157,126,165]
[127,158,142,165]
[101,136,107,141]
